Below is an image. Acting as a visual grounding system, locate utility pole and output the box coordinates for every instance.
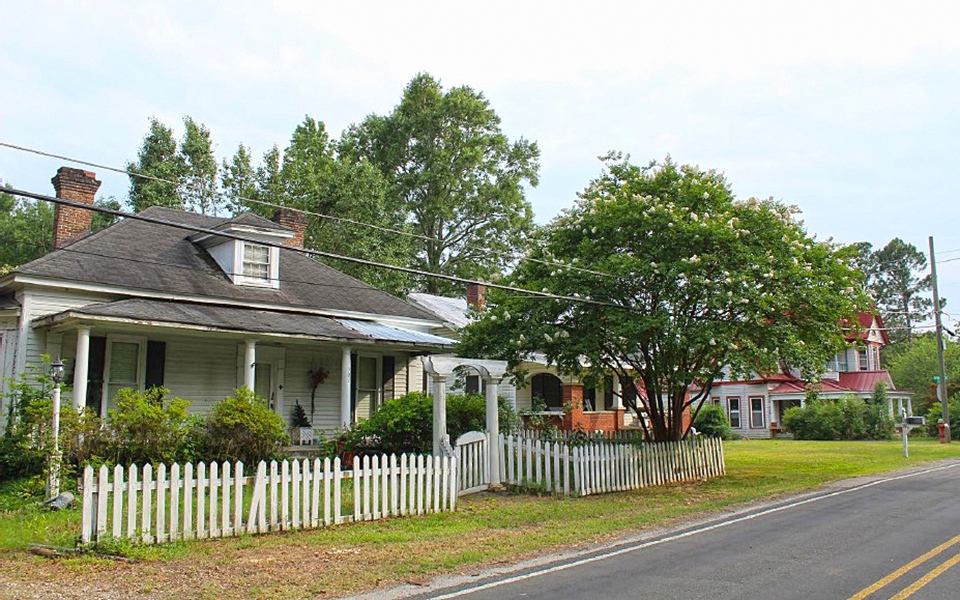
[929,236,950,443]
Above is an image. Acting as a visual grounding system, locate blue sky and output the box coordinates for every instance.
[3,0,959,329]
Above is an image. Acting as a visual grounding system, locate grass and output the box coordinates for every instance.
[1,439,958,599]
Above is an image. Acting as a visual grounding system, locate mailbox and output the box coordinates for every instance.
[905,416,926,426]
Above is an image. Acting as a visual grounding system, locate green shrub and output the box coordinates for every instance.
[693,403,731,439]
[925,395,960,439]
[202,388,288,465]
[0,361,56,480]
[106,387,195,465]
[339,391,521,456]
[784,395,893,440]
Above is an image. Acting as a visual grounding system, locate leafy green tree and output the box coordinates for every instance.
[460,156,867,441]
[342,73,540,294]
[888,334,960,415]
[870,238,932,343]
[179,117,220,215]
[0,191,53,267]
[91,196,122,232]
[127,117,184,212]
[221,144,258,215]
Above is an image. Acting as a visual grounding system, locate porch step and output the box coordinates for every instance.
[283,445,319,459]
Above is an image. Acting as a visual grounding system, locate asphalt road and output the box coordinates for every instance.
[367,460,960,600]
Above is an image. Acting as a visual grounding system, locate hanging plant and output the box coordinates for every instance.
[309,365,329,417]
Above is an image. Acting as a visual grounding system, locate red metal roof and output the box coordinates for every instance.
[838,371,896,392]
[843,311,891,345]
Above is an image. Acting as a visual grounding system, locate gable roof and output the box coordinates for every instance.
[844,311,891,345]
[11,207,435,322]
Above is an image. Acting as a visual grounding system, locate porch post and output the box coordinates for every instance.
[433,375,448,456]
[484,377,501,487]
[73,326,91,411]
[244,339,256,391]
[612,376,623,409]
[887,397,894,418]
[897,398,904,419]
[907,397,913,416]
[340,346,352,428]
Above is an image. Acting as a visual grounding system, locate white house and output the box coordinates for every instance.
[0,167,455,434]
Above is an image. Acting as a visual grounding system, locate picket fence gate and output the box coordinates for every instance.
[455,431,489,495]
[81,453,457,545]
[500,434,725,496]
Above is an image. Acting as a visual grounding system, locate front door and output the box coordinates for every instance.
[254,362,274,409]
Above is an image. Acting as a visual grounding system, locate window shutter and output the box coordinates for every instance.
[145,341,166,389]
[87,337,107,414]
[382,355,395,401]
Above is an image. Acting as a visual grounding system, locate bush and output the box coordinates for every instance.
[106,387,196,465]
[202,388,288,465]
[339,391,521,456]
[784,395,894,440]
[925,395,960,439]
[693,403,731,439]
[0,361,57,480]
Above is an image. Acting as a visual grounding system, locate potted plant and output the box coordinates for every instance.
[290,401,314,445]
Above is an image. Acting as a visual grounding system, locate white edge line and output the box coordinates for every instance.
[428,462,960,600]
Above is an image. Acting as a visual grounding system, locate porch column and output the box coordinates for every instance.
[612,376,623,409]
[907,397,913,416]
[887,397,894,418]
[340,346,352,428]
[73,326,91,411]
[897,398,904,419]
[244,339,256,391]
[484,377,501,487]
[433,375,448,456]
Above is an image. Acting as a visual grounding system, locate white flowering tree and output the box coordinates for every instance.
[459,156,868,441]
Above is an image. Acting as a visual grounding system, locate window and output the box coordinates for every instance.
[104,337,145,413]
[727,397,741,428]
[242,242,271,281]
[858,347,869,371]
[750,397,765,428]
[354,355,381,420]
[711,396,720,406]
[531,373,563,410]
[465,374,480,395]
[835,352,848,372]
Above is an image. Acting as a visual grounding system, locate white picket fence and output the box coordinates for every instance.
[81,453,457,545]
[500,434,725,496]
[455,431,489,495]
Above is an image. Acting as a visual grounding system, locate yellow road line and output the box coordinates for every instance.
[890,550,960,600]
[847,533,960,600]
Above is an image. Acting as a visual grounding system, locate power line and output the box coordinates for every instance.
[4,185,633,313]
[0,141,620,281]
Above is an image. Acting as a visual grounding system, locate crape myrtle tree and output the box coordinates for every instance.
[459,156,868,441]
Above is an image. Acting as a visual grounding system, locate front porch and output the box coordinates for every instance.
[33,298,454,435]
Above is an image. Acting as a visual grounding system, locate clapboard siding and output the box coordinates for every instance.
[21,289,113,372]
[162,336,241,415]
[281,345,341,432]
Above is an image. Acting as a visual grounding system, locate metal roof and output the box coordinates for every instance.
[336,318,456,347]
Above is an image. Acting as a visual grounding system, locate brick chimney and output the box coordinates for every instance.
[51,167,101,249]
[273,207,308,248]
[466,282,486,311]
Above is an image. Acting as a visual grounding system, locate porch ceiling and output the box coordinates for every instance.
[34,298,456,349]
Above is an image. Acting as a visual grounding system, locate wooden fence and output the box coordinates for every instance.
[455,431,489,496]
[81,453,457,545]
[500,435,725,496]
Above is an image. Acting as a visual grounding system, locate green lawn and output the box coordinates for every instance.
[1,439,958,600]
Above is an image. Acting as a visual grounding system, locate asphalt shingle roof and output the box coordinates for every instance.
[14,207,435,321]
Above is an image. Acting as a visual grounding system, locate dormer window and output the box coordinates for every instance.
[243,242,271,281]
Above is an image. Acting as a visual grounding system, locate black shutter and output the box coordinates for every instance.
[145,341,166,389]
[87,336,107,415]
[350,353,358,418]
[382,355,395,402]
